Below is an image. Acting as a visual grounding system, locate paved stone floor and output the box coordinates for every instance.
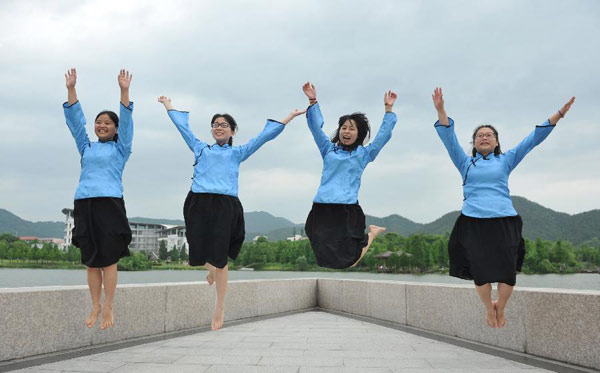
[14,311,550,373]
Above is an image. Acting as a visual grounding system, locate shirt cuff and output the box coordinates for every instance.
[434,117,454,127]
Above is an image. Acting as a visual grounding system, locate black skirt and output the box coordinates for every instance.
[448,214,525,286]
[305,202,369,269]
[72,197,132,268]
[183,191,245,268]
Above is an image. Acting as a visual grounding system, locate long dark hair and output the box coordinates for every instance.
[331,113,371,151]
[471,124,502,157]
[95,111,119,142]
[211,113,238,146]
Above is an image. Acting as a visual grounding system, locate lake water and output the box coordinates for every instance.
[1,268,599,290]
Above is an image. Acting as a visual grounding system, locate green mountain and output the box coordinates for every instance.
[2,196,599,245]
[0,209,65,238]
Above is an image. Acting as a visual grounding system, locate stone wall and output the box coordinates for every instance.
[2,278,599,370]
[317,279,600,370]
[0,279,317,362]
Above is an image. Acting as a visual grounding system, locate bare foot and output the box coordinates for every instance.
[85,305,101,328]
[100,306,115,330]
[206,269,215,285]
[494,301,506,328]
[369,225,387,237]
[211,306,224,331]
[485,305,498,328]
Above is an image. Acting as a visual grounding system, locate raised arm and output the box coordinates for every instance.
[364,91,398,162]
[303,82,332,157]
[279,108,307,125]
[63,68,89,156]
[116,70,134,159]
[432,87,468,171]
[158,96,205,153]
[504,96,575,170]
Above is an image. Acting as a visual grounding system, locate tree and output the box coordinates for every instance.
[159,240,168,261]
[179,244,188,261]
[168,247,179,262]
[0,233,19,243]
[295,255,308,270]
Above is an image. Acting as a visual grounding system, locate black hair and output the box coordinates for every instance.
[331,113,371,151]
[95,111,119,142]
[211,113,238,146]
[471,124,502,157]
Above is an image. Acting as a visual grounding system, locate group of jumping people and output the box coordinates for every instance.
[63,68,575,331]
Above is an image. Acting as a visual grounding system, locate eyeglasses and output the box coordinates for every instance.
[211,122,230,129]
[475,133,496,139]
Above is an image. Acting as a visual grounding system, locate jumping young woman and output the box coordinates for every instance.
[432,87,574,328]
[302,82,398,269]
[64,68,134,330]
[158,95,305,330]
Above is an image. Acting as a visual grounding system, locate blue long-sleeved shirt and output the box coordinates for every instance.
[64,101,134,200]
[308,103,397,204]
[435,118,554,218]
[168,110,285,197]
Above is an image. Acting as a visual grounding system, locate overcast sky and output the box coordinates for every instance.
[1,0,598,225]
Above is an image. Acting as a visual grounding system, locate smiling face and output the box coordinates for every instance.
[211,116,234,145]
[474,127,498,156]
[339,119,359,146]
[94,114,118,142]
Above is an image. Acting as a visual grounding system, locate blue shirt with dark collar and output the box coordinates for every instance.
[435,118,554,218]
[63,101,134,200]
[167,110,285,197]
[307,103,397,204]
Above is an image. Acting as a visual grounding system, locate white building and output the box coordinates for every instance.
[158,225,188,250]
[61,208,74,250]
[62,208,168,254]
[128,222,164,253]
[286,235,307,242]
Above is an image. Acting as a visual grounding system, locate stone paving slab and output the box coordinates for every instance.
[12,311,551,373]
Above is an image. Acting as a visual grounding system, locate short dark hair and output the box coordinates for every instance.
[211,113,238,146]
[331,113,371,151]
[471,124,502,157]
[95,111,119,142]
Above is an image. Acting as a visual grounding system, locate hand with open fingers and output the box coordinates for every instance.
[118,69,132,89]
[432,87,444,111]
[65,68,77,88]
[384,90,397,106]
[302,82,316,100]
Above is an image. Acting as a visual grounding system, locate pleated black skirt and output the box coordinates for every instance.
[72,197,132,268]
[448,214,525,286]
[183,191,245,268]
[305,202,368,269]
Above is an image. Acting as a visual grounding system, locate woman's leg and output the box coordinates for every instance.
[212,264,228,330]
[85,267,102,328]
[100,263,118,330]
[475,283,498,328]
[494,282,514,328]
[205,262,216,285]
[350,225,386,267]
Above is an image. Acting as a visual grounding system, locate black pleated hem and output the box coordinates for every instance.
[448,214,525,286]
[305,202,368,269]
[183,191,245,269]
[72,197,132,268]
